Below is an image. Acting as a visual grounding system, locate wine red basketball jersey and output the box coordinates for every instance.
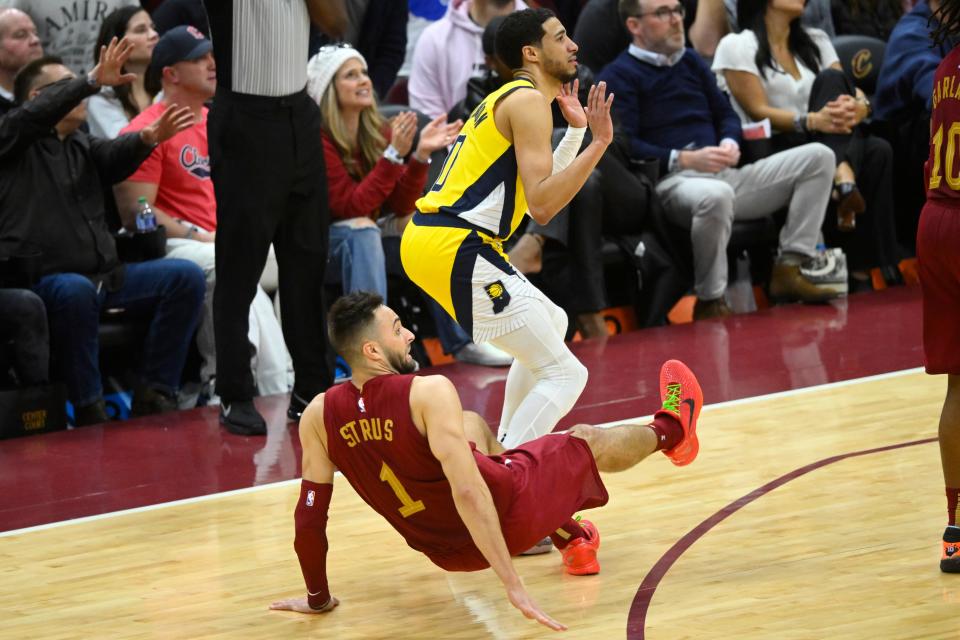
[322,374,515,559]
[926,45,960,203]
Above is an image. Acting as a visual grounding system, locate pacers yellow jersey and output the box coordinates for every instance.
[415,79,536,240]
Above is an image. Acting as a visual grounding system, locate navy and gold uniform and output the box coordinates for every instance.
[401,79,552,342]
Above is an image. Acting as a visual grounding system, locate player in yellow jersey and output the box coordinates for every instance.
[400,8,614,449]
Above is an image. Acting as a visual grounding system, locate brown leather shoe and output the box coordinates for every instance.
[131,385,178,417]
[693,297,733,321]
[769,263,840,303]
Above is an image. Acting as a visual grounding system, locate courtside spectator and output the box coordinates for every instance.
[88,6,158,138]
[0,0,140,73]
[714,0,900,290]
[0,7,40,114]
[115,26,293,405]
[307,44,511,367]
[409,0,527,119]
[601,0,838,320]
[831,0,902,40]
[1,43,203,425]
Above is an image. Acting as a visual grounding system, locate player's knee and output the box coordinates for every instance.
[564,357,588,397]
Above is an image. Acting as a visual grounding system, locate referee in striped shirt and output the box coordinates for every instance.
[204,0,346,435]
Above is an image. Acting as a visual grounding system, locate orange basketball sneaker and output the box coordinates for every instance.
[657,359,703,467]
[561,520,600,575]
[942,527,960,573]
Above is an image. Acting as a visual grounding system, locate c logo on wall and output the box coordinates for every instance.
[851,49,873,80]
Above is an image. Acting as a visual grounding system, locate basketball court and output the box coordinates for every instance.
[2,286,956,639]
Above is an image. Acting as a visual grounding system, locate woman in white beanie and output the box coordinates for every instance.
[306,45,513,367]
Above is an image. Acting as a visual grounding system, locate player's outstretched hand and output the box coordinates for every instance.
[506,582,567,632]
[557,79,587,129]
[585,81,614,147]
[269,595,340,614]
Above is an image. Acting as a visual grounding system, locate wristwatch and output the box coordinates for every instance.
[383,145,405,165]
[85,72,100,89]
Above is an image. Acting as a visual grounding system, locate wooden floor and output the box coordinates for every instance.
[1,370,956,639]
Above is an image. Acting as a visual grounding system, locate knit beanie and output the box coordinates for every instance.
[306,45,368,104]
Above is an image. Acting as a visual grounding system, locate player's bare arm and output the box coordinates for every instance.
[411,376,566,632]
[495,82,613,225]
[304,0,348,38]
[269,395,341,615]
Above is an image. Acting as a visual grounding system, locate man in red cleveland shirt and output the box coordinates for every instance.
[918,2,960,574]
[115,26,291,408]
[269,291,703,630]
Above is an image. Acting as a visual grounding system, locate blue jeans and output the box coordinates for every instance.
[327,224,388,298]
[329,224,472,355]
[32,259,205,406]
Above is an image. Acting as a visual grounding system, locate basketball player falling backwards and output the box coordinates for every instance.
[268,292,703,630]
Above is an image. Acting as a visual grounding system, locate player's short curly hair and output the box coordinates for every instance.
[933,0,960,46]
[328,291,384,358]
[495,8,556,71]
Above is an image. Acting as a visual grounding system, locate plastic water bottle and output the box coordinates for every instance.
[135,197,156,233]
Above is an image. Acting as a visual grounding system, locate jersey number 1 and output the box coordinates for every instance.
[929,122,960,190]
[430,134,467,192]
[379,462,426,518]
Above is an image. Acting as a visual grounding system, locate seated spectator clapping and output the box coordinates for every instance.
[307,44,512,367]
[1,39,204,425]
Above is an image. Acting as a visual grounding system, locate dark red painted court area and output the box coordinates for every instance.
[0,287,924,532]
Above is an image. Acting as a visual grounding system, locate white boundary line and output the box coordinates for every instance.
[0,366,926,539]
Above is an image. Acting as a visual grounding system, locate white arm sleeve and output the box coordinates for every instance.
[551,126,587,175]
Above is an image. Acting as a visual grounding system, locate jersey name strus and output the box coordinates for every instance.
[338,418,395,448]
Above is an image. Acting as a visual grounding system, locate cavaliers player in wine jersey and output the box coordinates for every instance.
[268,292,704,630]
[919,4,960,574]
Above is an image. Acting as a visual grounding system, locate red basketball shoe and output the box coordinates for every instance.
[561,520,600,575]
[657,359,703,467]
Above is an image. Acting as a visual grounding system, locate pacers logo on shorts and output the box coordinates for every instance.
[484,280,511,314]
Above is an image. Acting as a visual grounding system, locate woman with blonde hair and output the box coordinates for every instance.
[306,45,512,367]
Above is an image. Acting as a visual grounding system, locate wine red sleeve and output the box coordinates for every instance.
[294,480,333,609]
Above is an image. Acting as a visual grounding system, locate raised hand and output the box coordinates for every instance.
[140,104,195,146]
[90,37,136,88]
[557,79,587,128]
[415,114,462,161]
[389,111,418,157]
[585,81,614,146]
[269,595,340,614]
[506,582,566,632]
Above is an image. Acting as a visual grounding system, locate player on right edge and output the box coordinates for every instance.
[919,2,960,573]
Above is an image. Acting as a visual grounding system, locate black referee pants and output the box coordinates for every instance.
[209,88,333,402]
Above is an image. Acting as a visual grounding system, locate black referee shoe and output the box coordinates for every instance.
[287,391,310,422]
[220,400,266,436]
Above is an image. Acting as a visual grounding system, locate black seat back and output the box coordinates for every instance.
[832,35,886,96]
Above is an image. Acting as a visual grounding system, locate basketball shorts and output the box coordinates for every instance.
[918,200,960,374]
[400,214,552,343]
[428,433,609,572]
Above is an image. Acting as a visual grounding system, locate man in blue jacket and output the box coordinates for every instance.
[599,0,839,320]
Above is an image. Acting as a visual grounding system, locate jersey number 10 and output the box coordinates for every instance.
[380,461,426,518]
[929,122,960,190]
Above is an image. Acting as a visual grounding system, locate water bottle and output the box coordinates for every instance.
[135,197,156,233]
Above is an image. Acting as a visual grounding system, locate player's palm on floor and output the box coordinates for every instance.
[506,584,567,631]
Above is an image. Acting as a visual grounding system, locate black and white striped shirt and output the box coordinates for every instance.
[204,0,310,97]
